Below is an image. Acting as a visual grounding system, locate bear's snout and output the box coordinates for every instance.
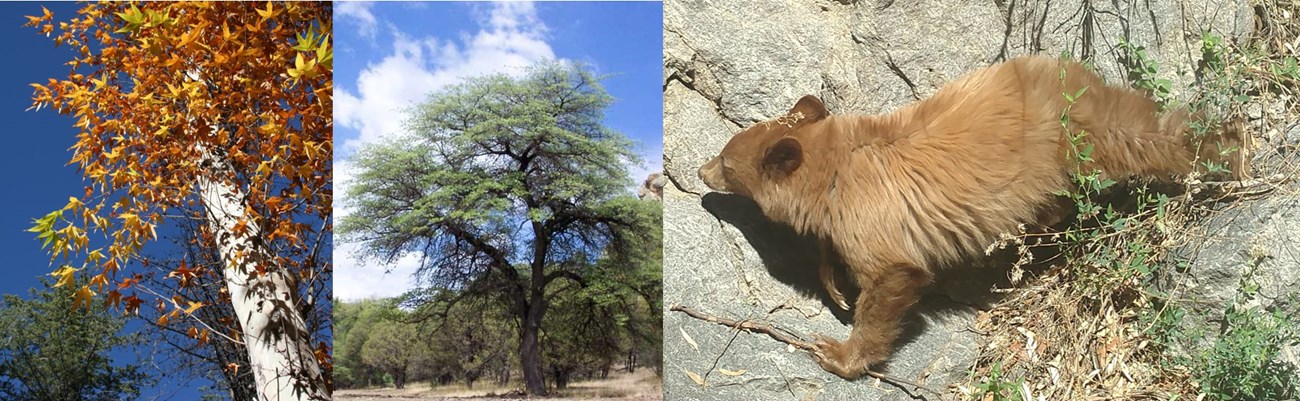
[697,156,727,192]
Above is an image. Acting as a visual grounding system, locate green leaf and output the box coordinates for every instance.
[28,210,63,250]
[1098,178,1116,191]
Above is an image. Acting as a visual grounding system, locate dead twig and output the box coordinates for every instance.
[1193,173,1288,196]
[670,304,943,399]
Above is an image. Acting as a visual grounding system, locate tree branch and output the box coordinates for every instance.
[669,305,943,399]
[542,270,587,287]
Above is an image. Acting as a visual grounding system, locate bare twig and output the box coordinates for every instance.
[670,304,943,399]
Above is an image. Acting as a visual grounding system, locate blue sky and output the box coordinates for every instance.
[333,1,664,301]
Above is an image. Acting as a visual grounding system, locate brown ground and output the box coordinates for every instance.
[336,370,663,401]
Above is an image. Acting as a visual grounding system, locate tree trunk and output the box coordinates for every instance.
[518,296,547,395]
[198,146,330,401]
[518,224,552,396]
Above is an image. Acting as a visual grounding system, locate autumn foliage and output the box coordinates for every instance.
[23,1,332,391]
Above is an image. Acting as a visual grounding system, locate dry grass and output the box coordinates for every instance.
[336,370,663,401]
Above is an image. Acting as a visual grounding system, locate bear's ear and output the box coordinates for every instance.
[762,137,803,177]
[789,95,829,123]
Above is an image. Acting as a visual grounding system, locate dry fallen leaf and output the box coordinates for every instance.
[683,368,706,386]
[719,368,747,376]
[679,326,699,351]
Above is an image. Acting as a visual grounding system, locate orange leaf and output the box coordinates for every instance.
[183,301,204,315]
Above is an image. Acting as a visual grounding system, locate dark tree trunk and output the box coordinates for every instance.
[552,367,571,389]
[465,367,479,389]
[394,371,407,389]
[519,292,548,395]
[519,223,552,395]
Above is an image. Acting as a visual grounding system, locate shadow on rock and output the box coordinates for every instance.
[700,193,851,319]
[699,192,1023,349]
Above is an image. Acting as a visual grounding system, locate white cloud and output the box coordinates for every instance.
[332,242,423,301]
[335,2,555,155]
[336,2,377,39]
[334,2,557,301]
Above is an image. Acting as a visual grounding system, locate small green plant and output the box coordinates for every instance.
[1270,56,1300,81]
[971,361,1024,401]
[1196,307,1298,401]
[1192,278,1300,401]
[1142,273,1300,401]
[1141,302,1187,351]
[1054,68,1113,225]
[1119,38,1173,107]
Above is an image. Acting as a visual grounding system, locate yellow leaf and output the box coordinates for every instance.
[50,265,78,288]
[719,369,747,376]
[63,196,82,212]
[87,249,106,264]
[255,2,276,20]
[183,301,204,315]
[72,286,95,310]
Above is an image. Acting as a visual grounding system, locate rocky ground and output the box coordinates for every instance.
[662,1,1295,400]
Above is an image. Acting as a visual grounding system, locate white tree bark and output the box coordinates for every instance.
[197,145,330,401]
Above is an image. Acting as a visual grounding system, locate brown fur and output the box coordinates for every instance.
[696,55,1246,379]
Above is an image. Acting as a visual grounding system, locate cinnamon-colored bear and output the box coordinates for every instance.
[696,55,1246,379]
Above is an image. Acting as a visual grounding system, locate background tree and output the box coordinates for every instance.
[0,277,151,401]
[359,319,419,390]
[340,61,660,395]
[24,3,333,400]
[540,236,663,389]
[332,298,394,389]
[407,289,517,390]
